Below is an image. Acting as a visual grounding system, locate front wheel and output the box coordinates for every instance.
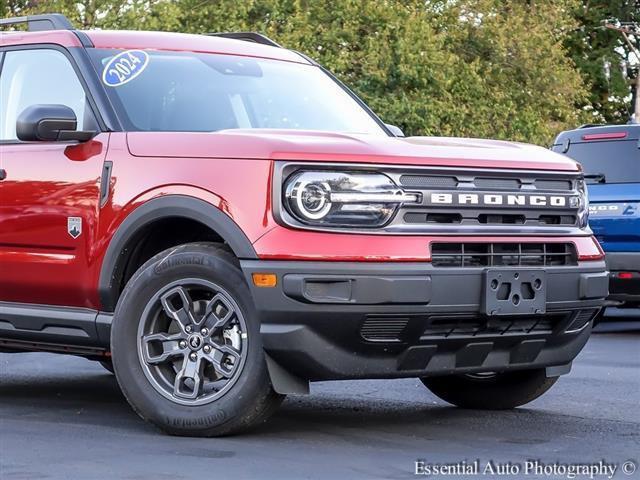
[111,243,283,436]
[421,369,558,410]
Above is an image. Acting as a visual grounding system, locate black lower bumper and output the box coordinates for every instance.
[605,252,640,305]
[241,260,608,381]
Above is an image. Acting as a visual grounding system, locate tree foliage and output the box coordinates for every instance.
[1,0,634,144]
[565,0,639,124]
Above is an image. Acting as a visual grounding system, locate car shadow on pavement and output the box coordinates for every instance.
[0,361,615,447]
[0,342,637,446]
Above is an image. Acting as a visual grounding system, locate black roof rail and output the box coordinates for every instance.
[578,123,605,129]
[207,32,281,48]
[0,13,73,32]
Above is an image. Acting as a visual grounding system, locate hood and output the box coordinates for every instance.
[127,130,580,172]
[588,183,640,204]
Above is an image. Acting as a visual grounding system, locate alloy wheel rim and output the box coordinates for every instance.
[137,278,248,406]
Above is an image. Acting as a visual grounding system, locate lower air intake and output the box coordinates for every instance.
[431,242,577,267]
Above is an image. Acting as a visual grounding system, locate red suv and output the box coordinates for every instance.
[0,14,608,436]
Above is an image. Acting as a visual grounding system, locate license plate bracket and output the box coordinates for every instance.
[483,269,546,316]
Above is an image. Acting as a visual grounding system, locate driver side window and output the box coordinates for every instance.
[0,48,95,141]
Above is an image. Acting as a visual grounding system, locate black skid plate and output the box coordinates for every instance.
[483,269,546,316]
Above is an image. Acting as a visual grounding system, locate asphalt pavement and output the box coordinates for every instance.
[0,324,638,480]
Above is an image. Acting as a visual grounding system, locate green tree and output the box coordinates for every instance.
[0,0,181,30]
[438,0,588,142]
[565,0,639,124]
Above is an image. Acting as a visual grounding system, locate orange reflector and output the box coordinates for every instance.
[252,273,277,287]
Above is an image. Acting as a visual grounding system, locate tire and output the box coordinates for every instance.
[111,242,284,436]
[421,369,558,410]
[99,359,114,374]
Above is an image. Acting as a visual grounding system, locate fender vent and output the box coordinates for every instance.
[360,317,409,342]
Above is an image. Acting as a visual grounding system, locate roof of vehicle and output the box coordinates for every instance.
[84,30,310,64]
[0,28,310,65]
[553,123,640,145]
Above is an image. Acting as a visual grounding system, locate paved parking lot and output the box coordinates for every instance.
[0,322,638,480]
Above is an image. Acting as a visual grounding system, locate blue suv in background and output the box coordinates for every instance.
[553,124,640,310]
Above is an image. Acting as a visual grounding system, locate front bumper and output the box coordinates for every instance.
[241,260,608,381]
[605,252,640,304]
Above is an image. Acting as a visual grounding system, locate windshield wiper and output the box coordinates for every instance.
[584,173,606,184]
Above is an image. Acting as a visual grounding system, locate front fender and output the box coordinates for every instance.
[97,193,257,311]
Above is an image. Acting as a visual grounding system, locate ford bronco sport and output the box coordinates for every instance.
[552,124,639,310]
[0,14,608,436]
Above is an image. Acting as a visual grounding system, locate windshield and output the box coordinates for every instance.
[89,49,387,136]
[557,140,640,184]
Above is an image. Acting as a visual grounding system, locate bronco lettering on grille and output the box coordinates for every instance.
[427,192,575,208]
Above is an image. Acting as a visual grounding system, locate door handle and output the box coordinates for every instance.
[0,169,6,181]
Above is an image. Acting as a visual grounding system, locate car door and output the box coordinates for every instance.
[0,46,108,308]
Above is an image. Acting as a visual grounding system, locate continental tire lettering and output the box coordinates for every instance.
[165,410,227,427]
[154,255,205,275]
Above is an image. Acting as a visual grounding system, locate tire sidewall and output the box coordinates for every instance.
[111,244,269,434]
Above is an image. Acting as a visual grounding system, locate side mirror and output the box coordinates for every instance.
[385,123,405,137]
[16,104,97,142]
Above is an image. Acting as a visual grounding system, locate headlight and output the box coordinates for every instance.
[283,171,419,227]
[576,178,589,228]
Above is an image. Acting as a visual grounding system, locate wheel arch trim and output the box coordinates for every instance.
[98,195,257,312]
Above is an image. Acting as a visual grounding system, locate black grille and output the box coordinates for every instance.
[394,170,580,230]
[474,177,520,190]
[360,317,409,342]
[399,175,457,188]
[404,212,576,226]
[421,313,565,339]
[398,173,574,192]
[431,243,577,267]
[534,179,573,191]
